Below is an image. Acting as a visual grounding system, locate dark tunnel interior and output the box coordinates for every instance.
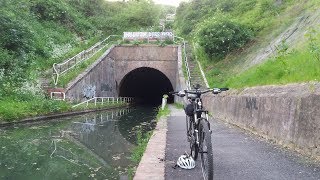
[119,67,174,105]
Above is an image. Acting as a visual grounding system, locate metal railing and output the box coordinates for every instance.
[50,92,66,101]
[193,42,210,88]
[72,97,134,108]
[52,35,121,86]
[174,36,191,89]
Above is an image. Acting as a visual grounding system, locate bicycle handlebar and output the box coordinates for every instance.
[169,91,185,97]
[185,88,228,94]
[169,87,229,97]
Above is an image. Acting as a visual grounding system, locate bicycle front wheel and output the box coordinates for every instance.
[199,118,213,180]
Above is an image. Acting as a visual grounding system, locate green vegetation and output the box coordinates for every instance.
[226,32,320,87]
[174,103,184,109]
[57,45,110,87]
[129,105,170,179]
[131,105,170,162]
[0,0,168,121]
[0,94,128,123]
[130,129,152,164]
[197,16,253,58]
[174,0,320,88]
[0,95,69,122]
[127,127,152,180]
[156,106,170,121]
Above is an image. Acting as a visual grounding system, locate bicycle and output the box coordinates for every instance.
[170,84,228,180]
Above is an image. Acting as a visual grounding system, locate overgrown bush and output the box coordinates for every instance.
[0,0,165,121]
[0,0,162,88]
[197,17,253,58]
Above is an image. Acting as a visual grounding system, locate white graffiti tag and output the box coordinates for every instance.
[82,85,96,99]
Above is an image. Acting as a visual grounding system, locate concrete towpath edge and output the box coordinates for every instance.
[0,105,129,127]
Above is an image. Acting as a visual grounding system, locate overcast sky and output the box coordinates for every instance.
[153,0,188,7]
[107,0,188,7]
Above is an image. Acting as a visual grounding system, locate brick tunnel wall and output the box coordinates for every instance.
[65,45,181,102]
[202,83,320,159]
[110,45,178,88]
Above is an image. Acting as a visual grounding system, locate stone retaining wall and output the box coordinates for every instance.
[203,83,320,159]
[65,47,117,102]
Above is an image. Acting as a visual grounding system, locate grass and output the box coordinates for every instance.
[128,105,170,179]
[225,50,320,88]
[57,45,111,87]
[156,106,170,121]
[0,97,128,123]
[40,36,101,74]
[196,1,320,88]
[174,103,184,109]
[0,97,70,122]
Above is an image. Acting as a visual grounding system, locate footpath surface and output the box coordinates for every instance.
[135,105,320,180]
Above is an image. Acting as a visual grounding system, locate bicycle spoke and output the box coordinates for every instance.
[199,119,213,180]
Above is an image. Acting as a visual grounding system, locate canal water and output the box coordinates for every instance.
[0,106,158,180]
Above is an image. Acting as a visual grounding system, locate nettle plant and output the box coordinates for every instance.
[196,16,253,59]
[306,28,320,61]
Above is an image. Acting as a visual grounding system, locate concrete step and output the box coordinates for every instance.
[185,42,207,88]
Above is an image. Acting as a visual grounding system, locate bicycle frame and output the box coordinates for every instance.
[189,95,210,147]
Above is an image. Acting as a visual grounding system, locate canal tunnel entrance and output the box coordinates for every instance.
[119,67,174,105]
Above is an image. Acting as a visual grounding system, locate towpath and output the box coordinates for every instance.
[135,105,320,180]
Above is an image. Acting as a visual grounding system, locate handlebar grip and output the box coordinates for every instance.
[169,91,179,95]
[220,88,229,91]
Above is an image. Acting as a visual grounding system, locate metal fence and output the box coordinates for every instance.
[72,97,134,108]
[52,35,121,86]
[174,36,191,89]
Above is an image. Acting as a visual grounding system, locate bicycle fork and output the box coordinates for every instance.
[194,113,211,146]
[194,113,200,146]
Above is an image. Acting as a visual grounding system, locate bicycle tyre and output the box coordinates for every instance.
[199,118,213,180]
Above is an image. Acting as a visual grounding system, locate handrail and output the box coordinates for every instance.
[174,36,191,90]
[72,97,134,108]
[193,42,210,88]
[53,35,121,86]
[50,91,66,101]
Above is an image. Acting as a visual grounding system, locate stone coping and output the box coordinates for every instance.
[0,105,129,128]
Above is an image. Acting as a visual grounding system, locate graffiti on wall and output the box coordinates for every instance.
[101,83,112,92]
[246,97,258,110]
[83,85,96,99]
[123,32,174,41]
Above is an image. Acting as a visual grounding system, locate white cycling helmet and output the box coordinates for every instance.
[176,154,195,169]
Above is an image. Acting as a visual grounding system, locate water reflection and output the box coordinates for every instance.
[118,106,158,144]
[0,106,157,180]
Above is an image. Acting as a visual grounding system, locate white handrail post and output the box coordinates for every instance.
[95,98,97,106]
[102,98,104,105]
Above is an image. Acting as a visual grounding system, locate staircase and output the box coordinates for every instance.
[39,35,120,100]
[185,43,208,89]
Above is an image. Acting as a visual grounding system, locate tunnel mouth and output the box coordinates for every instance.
[119,67,174,105]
